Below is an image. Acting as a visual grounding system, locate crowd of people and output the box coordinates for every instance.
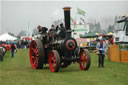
[16,40,32,49]
[0,39,32,61]
[89,36,113,47]
[0,39,32,49]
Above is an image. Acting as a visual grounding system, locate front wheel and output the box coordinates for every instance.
[79,49,91,70]
[2,46,7,56]
[48,50,60,72]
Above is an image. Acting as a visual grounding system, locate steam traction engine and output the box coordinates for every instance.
[29,7,91,72]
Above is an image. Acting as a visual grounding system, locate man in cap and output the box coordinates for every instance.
[96,38,107,68]
[59,23,66,38]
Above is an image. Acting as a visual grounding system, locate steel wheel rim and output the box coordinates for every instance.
[48,51,57,72]
[29,41,39,69]
[79,50,88,70]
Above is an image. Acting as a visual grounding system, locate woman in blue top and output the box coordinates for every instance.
[96,39,107,68]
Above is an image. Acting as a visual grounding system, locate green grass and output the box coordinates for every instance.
[0,49,128,85]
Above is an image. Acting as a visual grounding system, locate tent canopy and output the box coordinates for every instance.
[80,32,99,38]
[0,33,17,41]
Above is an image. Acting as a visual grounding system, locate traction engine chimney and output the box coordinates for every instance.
[63,7,71,37]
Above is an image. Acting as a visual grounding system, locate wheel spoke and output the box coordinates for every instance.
[32,57,36,63]
[32,48,36,53]
[32,48,35,53]
[53,63,56,67]
[81,51,87,62]
[35,57,38,61]
[33,58,38,65]
[80,61,85,69]
[33,61,36,66]
[36,49,38,54]
[33,42,36,48]
[35,50,39,56]
[32,56,34,59]
[53,60,56,63]
[81,57,87,62]
[32,48,39,57]
[52,57,56,63]
[82,62,85,67]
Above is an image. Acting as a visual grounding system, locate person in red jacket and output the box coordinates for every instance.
[110,36,114,44]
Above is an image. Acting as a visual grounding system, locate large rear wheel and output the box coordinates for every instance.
[48,50,60,72]
[29,40,45,69]
[79,49,91,70]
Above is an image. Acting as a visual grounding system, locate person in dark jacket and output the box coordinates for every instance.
[59,23,66,38]
[55,25,59,31]
[11,43,16,58]
[21,40,24,49]
[48,25,56,33]
[37,25,48,34]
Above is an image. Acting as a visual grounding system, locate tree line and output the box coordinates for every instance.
[89,16,119,34]
[10,16,119,38]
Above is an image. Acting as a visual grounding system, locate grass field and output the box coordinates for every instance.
[0,49,128,85]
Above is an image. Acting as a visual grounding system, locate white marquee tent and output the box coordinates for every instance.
[0,33,17,41]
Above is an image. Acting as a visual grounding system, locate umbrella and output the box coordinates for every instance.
[95,33,103,36]
[106,32,113,35]
[22,37,32,40]
[80,32,99,38]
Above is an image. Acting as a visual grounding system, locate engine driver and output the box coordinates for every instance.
[37,25,48,34]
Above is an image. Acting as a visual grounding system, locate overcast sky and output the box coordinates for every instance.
[0,0,128,35]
